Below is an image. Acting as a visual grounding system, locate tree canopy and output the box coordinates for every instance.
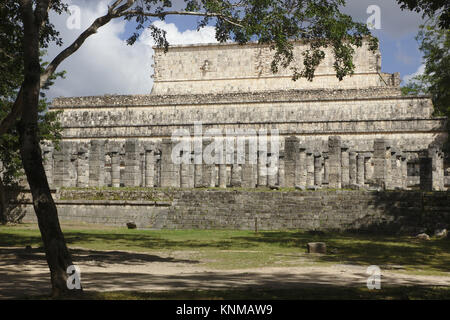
[396,0,449,29]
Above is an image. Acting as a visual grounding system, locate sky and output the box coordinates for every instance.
[44,0,428,100]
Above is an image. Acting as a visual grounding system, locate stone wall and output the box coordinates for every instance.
[50,88,445,153]
[20,189,450,233]
[151,40,387,94]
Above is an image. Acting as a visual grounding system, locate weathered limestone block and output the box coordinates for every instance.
[328,136,342,189]
[267,152,278,188]
[180,150,191,188]
[341,146,350,188]
[278,152,285,187]
[364,152,373,184]
[307,242,326,254]
[231,162,242,187]
[306,150,314,188]
[154,149,161,187]
[349,151,357,186]
[420,151,433,191]
[401,153,408,190]
[160,139,179,188]
[392,150,402,189]
[296,146,307,188]
[202,138,216,188]
[373,138,391,189]
[89,140,105,188]
[322,152,329,185]
[257,150,268,187]
[242,139,257,188]
[144,145,155,188]
[42,144,54,187]
[357,153,365,186]
[314,153,323,187]
[124,139,141,187]
[77,145,89,188]
[54,141,72,188]
[419,146,445,191]
[284,136,299,188]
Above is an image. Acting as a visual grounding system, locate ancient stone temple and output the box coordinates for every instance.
[43,40,448,191]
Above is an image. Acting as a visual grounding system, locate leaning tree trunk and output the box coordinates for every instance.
[18,0,80,297]
[18,101,78,297]
[0,176,7,225]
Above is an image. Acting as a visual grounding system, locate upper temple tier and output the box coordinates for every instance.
[150,40,400,95]
[49,41,447,154]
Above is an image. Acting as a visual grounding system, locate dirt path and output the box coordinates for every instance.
[0,247,449,299]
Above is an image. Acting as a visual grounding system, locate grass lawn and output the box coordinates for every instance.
[0,223,449,276]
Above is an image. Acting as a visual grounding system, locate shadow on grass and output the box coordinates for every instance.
[1,228,449,272]
[233,231,450,273]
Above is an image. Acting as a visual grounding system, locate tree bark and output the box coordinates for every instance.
[18,0,80,297]
[0,176,7,225]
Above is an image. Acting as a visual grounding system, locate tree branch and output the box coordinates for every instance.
[40,0,136,87]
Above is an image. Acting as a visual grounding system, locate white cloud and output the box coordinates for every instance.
[403,64,425,83]
[45,1,217,100]
[143,20,218,46]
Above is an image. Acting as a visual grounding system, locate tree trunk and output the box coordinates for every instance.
[0,176,7,225]
[18,105,80,297]
[18,0,80,297]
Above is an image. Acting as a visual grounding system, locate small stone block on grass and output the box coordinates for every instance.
[307,242,327,254]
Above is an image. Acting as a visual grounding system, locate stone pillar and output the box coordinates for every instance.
[373,138,391,189]
[400,153,408,190]
[187,152,195,188]
[160,139,179,188]
[296,146,307,188]
[435,149,445,191]
[391,150,402,189]
[42,144,54,187]
[88,140,105,188]
[278,151,285,187]
[314,153,323,187]
[154,149,161,187]
[202,138,215,188]
[328,136,342,189]
[357,153,365,186]
[76,145,89,188]
[306,150,314,188]
[257,150,268,187]
[349,151,357,186]
[109,148,120,188]
[180,150,190,188]
[144,145,155,188]
[231,163,242,187]
[123,139,141,187]
[428,146,445,191]
[267,152,278,188]
[284,136,299,187]
[322,152,329,185]
[364,153,374,184]
[53,143,70,188]
[242,139,256,188]
[341,146,350,188]
[420,150,432,191]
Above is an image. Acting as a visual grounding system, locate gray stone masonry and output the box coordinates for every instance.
[328,136,342,189]
[89,140,105,187]
[124,139,141,187]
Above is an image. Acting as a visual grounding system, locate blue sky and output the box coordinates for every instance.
[45,0,427,99]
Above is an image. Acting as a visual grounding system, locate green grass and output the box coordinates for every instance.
[1,224,449,275]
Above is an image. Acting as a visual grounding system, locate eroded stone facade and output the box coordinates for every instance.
[40,41,448,191]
